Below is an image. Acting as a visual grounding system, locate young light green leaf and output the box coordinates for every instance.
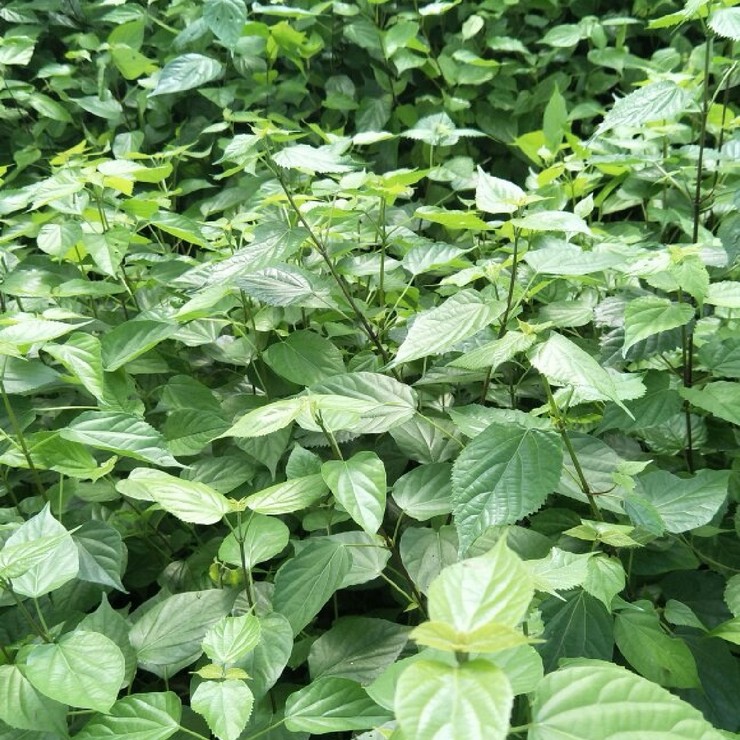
[273,539,353,635]
[285,677,392,733]
[623,296,694,354]
[426,536,534,634]
[221,397,305,438]
[396,659,513,740]
[392,290,505,366]
[529,661,724,739]
[392,463,453,521]
[191,680,254,740]
[475,166,525,214]
[202,614,261,665]
[452,422,562,552]
[75,692,182,740]
[705,280,740,308]
[25,631,125,713]
[708,7,740,40]
[273,144,354,174]
[150,54,223,96]
[321,451,386,534]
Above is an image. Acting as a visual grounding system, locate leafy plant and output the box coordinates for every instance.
[1,0,739,737]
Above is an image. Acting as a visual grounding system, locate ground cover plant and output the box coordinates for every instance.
[0,0,739,737]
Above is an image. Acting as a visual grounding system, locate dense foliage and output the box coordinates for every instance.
[1,0,739,737]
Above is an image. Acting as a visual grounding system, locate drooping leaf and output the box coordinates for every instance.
[272,539,353,635]
[61,412,180,467]
[116,468,231,524]
[321,452,386,534]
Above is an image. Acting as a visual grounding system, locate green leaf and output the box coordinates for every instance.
[203,0,247,48]
[74,520,127,591]
[595,80,691,137]
[273,144,354,174]
[321,452,386,534]
[0,665,67,734]
[202,614,261,665]
[273,539,353,635]
[634,469,729,533]
[101,319,177,372]
[239,613,293,698]
[191,680,254,740]
[709,8,740,40]
[583,556,626,611]
[475,167,525,214]
[401,526,458,594]
[0,318,81,352]
[129,590,236,678]
[218,513,290,569]
[116,468,231,524]
[25,631,125,713]
[396,659,513,740]
[681,382,740,426]
[401,112,482,146]
[615,604,699,688]
[221,398,304,438]
[236,266,334,308]
[538,591,614,672]
[523,242,624,275]
[530,333,644,414]
[529,661,724,739]
[511,210,591,235]
[526,548,592,595]
[263,331,345,386]
[725,574,740,617]
[36,221,82,257]
[0,504,78,598]
[75,692,181,740]
[243,474,328,515]
[392,463,453,520]
[623,296,694,354]
[61,411,180,467]
[308,617,410,684]
[284,677,391,733]
[310,372,418,434]
[392,290,505,366]
[150,54,223,96]
[452,422,562,552]
[425,536,534,636]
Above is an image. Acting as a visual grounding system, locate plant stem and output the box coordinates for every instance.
[1,580,52,642]
[541,377,603,521]
[232,511,255,610]
[0,377,47,502]
[263,149,393,368]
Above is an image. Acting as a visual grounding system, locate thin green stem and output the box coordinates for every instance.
[541,377,603,521]
[0,376,47,502]
[177,726,211,740]
[263,148,393,368]
[1,579,52,642]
